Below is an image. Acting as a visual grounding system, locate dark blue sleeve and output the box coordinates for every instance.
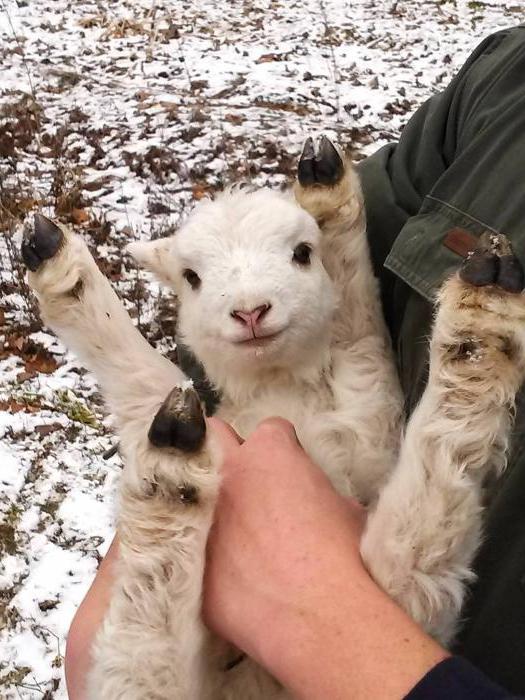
[405,657,524,699]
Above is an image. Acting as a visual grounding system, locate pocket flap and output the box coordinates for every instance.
[384,195,497,301]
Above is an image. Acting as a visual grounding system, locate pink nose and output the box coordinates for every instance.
[231,304,271,328]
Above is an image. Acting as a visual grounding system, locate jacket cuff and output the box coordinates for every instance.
[405,657,519,699]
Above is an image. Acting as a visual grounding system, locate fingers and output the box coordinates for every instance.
[208,416,299,451]
[207,416,243,445]
[207,417,244,470]
[208,415,302,477]
[253,416,300,445]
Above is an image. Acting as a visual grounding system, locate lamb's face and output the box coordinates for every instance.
[129,188,336,379]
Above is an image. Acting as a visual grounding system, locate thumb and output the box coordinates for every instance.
[256,416,301,446]
[207,417,244,467]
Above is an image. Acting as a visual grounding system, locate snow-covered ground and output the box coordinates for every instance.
[0,0,522,697]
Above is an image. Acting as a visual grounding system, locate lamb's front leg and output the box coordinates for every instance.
[294,139,403,502]
[22,216,218,699]
[294,136,384,344]
[22,215,184,425]
[361,233,525,644]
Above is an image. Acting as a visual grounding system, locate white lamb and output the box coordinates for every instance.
[22,136,525,700]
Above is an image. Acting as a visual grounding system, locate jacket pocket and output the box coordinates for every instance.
[383,194,498,302]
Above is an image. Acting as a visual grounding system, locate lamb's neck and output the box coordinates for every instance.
[211,354,331,409]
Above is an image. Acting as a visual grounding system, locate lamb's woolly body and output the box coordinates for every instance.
[26,154,525,698]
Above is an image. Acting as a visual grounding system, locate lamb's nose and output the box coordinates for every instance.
[231,303,271,327]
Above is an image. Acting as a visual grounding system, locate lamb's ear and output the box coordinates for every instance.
[126,238,175,287]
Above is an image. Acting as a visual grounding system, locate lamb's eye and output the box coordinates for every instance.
[183,269,201,290]
[293,243,312,266]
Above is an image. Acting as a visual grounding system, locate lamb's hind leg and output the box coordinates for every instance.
[22,216,218,699]
[89,386,218,700]
[361,232,525,645]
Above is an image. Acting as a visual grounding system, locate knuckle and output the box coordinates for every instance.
[255,417,296,441]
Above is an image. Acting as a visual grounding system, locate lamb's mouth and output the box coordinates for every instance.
[233,329,284,346]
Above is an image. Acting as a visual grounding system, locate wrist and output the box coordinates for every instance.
[255,561,449,700]
[256,558,370,694]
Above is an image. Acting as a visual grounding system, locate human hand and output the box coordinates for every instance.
[203,417,367,672]
[204,417,448,700]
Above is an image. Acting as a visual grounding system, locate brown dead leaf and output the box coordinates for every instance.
[35,423,63,438]
[95,257,122,281]
[0,398,42,413]
[192,184,210,201]
[25,352,58,374]
[135,89,152,102]
[253,98,309,116]
[71,208,89,225]
[2,334,60,374]
[83,176,113,192]
[256,53,284,64]
[16,370,37,384]
[159,101,179,114]
[190,79,209,91]
[225,113,243,125]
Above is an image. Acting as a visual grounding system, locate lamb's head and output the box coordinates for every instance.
[128,187,337,387]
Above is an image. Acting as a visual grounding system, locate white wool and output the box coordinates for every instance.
[27,158,525,698]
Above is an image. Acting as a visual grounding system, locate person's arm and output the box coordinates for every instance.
[205,417,524,699]
[65,536,119,700]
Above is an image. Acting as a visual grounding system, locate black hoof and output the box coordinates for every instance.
[498,255,524,293]
[460,232,524,294]
[148,386,206,453]
[460,249,497,287]
[21,214,64,272]
[298,135,344,188]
